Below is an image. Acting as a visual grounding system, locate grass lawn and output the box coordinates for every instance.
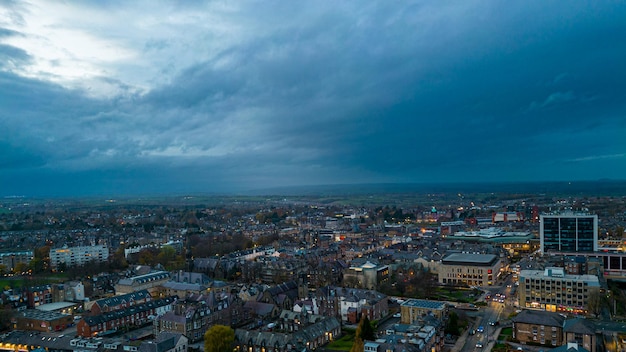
[326,332,355,351]
[491,343,508,352]
[0,273,69,290]
[498,327,512,337]
[497,327,513,344]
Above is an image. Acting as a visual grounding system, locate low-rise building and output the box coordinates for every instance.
[343,261,390,290]
[77,296,176,337]
[89,289,152,315]
[11,309,73,332]
[512,309,565,347]
[563,318,597,352]
[114,271,170,295]
[234,311,341,352]
[313,286,388,324]
[400,299,448,323]
[154,291,244,343]
[25,285,53,308]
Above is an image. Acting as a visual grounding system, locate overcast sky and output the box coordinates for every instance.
[1,1,625,197]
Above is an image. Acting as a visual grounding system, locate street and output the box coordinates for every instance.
[456,274,518,352]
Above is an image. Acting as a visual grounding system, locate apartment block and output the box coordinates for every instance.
[49,245,109,270]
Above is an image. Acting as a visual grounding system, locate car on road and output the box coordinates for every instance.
[469,329,475,335]
[477,326,484,333]
[476,342,484,348]
[488,321,499,326]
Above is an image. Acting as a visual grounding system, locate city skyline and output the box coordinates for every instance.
[1,1,625,197]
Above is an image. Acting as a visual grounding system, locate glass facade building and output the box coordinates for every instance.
[540,214,598,253]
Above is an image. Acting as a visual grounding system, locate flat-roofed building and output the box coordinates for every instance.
[400,299,448,323]
[438,253,501,286]
[49,244,109,270]
[12,309,73,332]
[540,214,598,254]
[0,250,33,272]
[518,267,601,314]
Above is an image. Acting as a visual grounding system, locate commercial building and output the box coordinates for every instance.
[540,214,598,254]
[11,309,73,332]
[438,253,502,286]
[518,267,601,314]
[49,244,109,270]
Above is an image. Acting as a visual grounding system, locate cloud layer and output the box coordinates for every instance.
[1,1,625,196]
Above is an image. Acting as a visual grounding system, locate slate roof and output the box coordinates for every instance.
[512,309,565,327]
[319,286,387,305]
[244,301,276,317]
[84,296,177,326]
[117,271,170,286]
[563,318,596,335]
[156,311,187,324]
[94,289,150,308]
[235,315,340,350]
[549,343,590,352]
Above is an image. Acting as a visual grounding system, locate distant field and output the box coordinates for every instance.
[3,180,626,209]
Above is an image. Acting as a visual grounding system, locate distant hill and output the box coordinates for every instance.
[246,180,626,197]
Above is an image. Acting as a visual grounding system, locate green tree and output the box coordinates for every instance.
[157,246,176,268]
[13,262,28,274]
[360,316,375,341]
[445,311,459,335]
[204,324,235,352]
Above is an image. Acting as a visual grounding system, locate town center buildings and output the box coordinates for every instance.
[438,253,502,287]
[540,214,598,254]
[518,267,601,314]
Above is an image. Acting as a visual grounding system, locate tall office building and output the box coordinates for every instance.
[540,214,598,253]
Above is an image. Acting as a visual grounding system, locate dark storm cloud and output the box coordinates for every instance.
[0,1,625,196]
